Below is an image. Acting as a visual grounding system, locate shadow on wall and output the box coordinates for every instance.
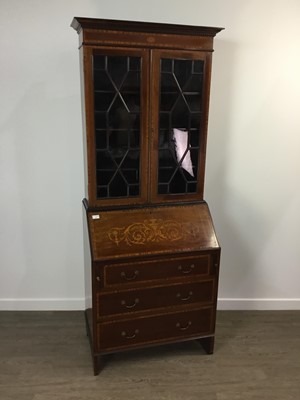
[206,39,266,303]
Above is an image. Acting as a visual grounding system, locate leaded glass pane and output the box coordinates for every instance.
[93,54,141,199]
[158,57,204,195]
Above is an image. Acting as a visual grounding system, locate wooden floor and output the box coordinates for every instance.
[0,311,299,400]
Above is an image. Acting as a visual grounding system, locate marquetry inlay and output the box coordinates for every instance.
[107,218,202,246]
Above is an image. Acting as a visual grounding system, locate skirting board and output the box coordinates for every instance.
[0,298,85,311]
[0,298,300,311]
[218,298,300,310]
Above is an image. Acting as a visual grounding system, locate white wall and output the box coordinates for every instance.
[1,0,299,310]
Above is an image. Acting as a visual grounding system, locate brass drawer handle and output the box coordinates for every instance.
[176,321,192,331]
[121,298,140,309]
[121,329,139,339]
[178,264,195,274]
[176,291,193,301]
[120,270,139,281]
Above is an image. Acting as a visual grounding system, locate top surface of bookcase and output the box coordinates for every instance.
[71,17,224,37]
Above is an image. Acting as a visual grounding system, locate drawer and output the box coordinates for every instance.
[97,307,214,352]
[102,255,211,287]
[96,279,214,318]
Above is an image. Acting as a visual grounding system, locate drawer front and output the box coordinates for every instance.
[97,307,214,352]
[103,255,211,287]
[96,279,214,318]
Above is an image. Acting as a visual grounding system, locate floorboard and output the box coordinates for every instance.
[0,311,299,399]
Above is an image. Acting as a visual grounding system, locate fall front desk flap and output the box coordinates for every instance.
[87,203,219,261]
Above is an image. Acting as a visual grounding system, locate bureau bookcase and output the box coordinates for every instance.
[72,17,223,374]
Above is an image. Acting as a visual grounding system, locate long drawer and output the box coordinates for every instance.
[96,279,215,318]
[96,306,214,352]
[100,255,211,287]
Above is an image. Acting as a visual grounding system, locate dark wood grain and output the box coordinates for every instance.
[71,17,223,39]
[73,17,222,374]
[101,253,212,287]
[96,279,215,318]
[87,203,220,260]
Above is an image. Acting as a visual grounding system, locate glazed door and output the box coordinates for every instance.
[84,47,150,207]
[150,50,212,203]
